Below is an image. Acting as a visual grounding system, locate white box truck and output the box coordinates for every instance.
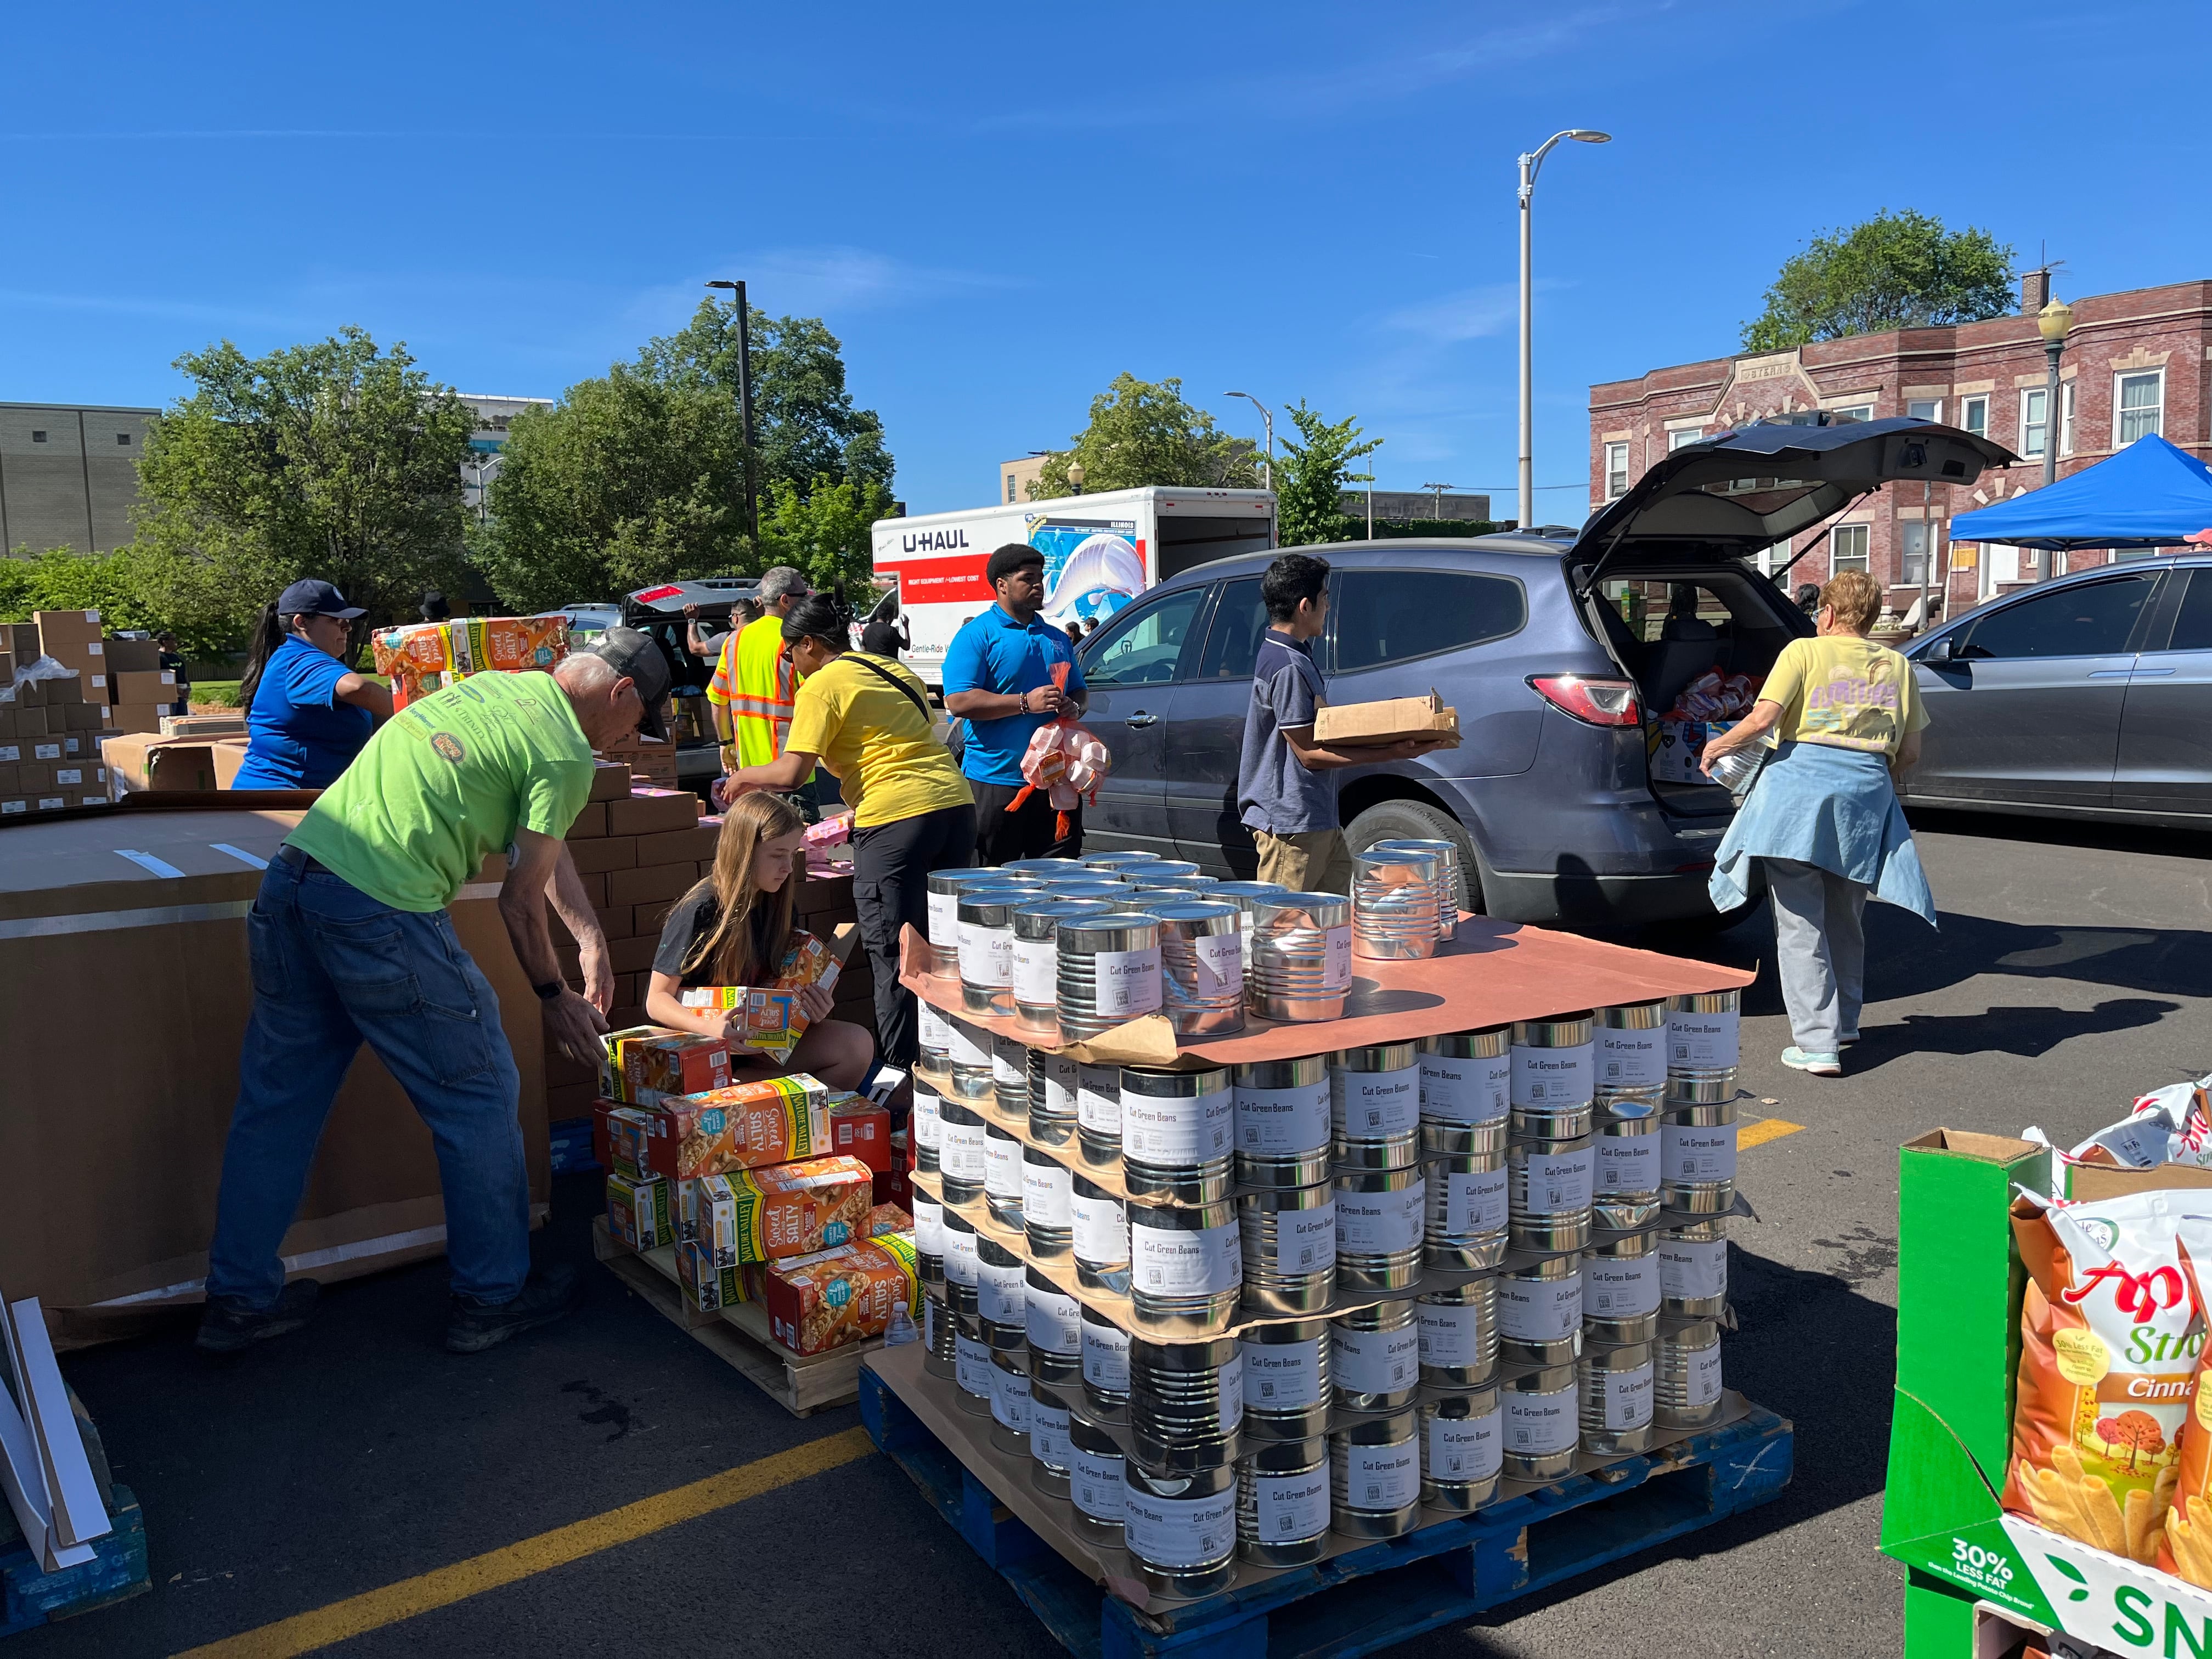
[870,485,1277,688]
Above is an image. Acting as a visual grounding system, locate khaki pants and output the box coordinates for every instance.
[1254,828,1353,895]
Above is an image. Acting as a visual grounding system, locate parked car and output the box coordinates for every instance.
[1074,416,2011,928]
[1898,553,2212,826]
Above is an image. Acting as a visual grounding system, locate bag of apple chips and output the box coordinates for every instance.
[2158,1214,2212,1585]
[2003,1189,2199,1565]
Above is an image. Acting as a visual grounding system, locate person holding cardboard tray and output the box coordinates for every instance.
[199,629,669,1356]
[1234,553,1454,894]
[643,792,874,1090]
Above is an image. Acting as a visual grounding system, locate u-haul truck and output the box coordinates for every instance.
[870,485,1276,689]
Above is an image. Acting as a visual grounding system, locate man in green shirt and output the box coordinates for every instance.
[200,631,669,1355]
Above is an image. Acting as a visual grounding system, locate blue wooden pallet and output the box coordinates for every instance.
[0,1485,150,1639]
[861,1367,1792,1659]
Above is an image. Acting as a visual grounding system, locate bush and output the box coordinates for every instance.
[0,546,164,640]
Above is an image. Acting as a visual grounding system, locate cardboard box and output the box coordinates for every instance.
[49,765,105,794]
[0,624,36,660]
[606,1171,675,1251]
[675,1239,746,1312]
[636,826,719,865]
[446,616,569,676]
[714,1154,876,1265]
[607,791,699,837]
[608,861,698,907]
[43,673,82,705]
[641,1077,835,1179]
[1312,690,1460,748]
[102,735,218,794]
[108,670,176,706]
[110,705,165,736]
[680,1173,742,1263]
[16,763,52,794]
[589,761,633,802]
[101,637,162,673]
[64,703,107,732]
[760,1234,918,1355]
[567,836,637,875]
[1650,719,1740,784]
[10,708,47,738]
[831,1095,892,1173]
[598,1026,729,1105]
[370,622,452,709]
[31,610,101,646]
[212,738,252,788]
[566,802,608,840]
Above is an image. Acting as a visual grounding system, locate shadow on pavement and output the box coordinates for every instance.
[1843,996,2183,1075]
[1904,806,2211,862]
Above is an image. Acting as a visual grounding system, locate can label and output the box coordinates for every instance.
[918,998,955,1055]
[940,1118,988,1181]
[1436,1167,1508,1238]
[989,1362,1033,1432]
[1090,945,1164,1019]
[1217,1363,1244,1431]
[1322,924,1353,989]
[1337,1180,1426,1255]
[1023,1158,1073,1227]
[1242,1334,1327,1410]
[1013,936,1058,1006]
[1511,1041,1593,1108]
[1235,1077,1331,1155]
[1498,1269,1582,1342]
[1131,1216,1241,1296]
[1187,932,1242,1001]
[1083,1319,1131,1391]
[1071,1449,1126,1520]
[1683,1341,1725,1406]
[928,890,960,948]
[911,1083,943,1150]
[949,1019,991,1069]
[1071,1190,1128,1266]
[1667,1009,1739,1071]
[1596,1134,1660,1197]
[923,1296,941,1350]
[1031,1401,1073,1469]
[978,1257,1025,1324]
[959,920,1014,987]
[1660,1237,1728,1300]
[1600,1360,1655,1429]
[1505,1386,1579,1454]
[1335,1442,1419,1511]
[1273,1200,1338,1278]
[1585,1255,1660,1319]
[1596,1027,1666,1089]
[1427,1407,1502,1482]
[1042,1054,1080,1118]
[992,1037,1027,1090]
[1662,1120,1739,1182]
[942,1225,979,1287]
[1419,1051,1510,1126]
[983,1132,1023,1198]
[1122,1486,1235,1568]
[1333,1062,1420,1137]
[912,1196,945,1256]
[1077,1065,1122,1134]
[1510,1144,1594,1217]
[1027,1281,1082,1353]
[1252,1470,1329,1542]
[1122,1081,1235,1165]
[956,1333,994,1396]
[1333,1322,1420,1393]
[1418,1299,1489,1367]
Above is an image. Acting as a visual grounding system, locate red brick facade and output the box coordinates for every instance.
[1588,279,2212,621]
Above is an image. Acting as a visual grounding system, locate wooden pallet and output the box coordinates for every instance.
[861,1352,1793,1659]
[590,1217,876,1417]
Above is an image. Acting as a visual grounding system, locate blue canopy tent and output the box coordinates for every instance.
[1949,432,2212,550]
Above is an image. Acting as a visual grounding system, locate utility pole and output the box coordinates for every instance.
[706,279,759,545]
[1422,482,1454,520]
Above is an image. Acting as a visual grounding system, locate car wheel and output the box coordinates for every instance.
[1344,799,1483,915]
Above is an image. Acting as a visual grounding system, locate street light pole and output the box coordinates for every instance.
[1516,128,1610,531]
[1226,391,1274,490]
[706,279,759,546]
[2036,295,2074,583]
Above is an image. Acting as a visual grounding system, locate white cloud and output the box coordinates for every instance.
[1383,284,1520,343]
[634,247,1022,325]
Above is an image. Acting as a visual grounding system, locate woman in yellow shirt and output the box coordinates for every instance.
[1701,570,1934,1078]
[725,593,974,1065]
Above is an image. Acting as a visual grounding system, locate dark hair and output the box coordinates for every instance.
[780,591,852,650]
[236,602,290,708]
[1261,552,1331,623]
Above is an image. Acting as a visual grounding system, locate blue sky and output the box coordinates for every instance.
[6,1,2210,521]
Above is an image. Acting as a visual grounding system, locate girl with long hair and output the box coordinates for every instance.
[642,791,874,1090]
[230,578,392,790]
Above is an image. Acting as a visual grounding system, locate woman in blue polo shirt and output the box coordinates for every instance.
[230,579,394,790]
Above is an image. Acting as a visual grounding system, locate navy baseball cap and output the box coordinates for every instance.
[586,625,672,741]
[276,578,366,619]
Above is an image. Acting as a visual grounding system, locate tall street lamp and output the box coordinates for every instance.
[2036,295,2074,582]
[1517,128,1610,530]
[1226,391,1274,490]
[705,279,759,545]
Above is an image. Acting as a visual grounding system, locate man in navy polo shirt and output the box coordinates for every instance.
[943,543,1089,864]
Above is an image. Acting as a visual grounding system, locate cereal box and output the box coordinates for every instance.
[760,1233,919,1355]
[719,1154,876,1265]
[627,1075,833,1181]
[676,1238,746,1313]
[830,1095,891,1173]
[607,1171,675,1251]
[447,615,569,676]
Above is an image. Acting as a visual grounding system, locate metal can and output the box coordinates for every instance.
[1029,1388,1075,1499]
[1026,1265,1082,1407]
[926,867,991,972]
[1076,1062,1123,1168]
[1330,1299,1420,1412]
[1069,1408,1128,1546]
[1130,1334,1243,1472]
[937,1097,989,1205]
[1029,1048,1081,1147]
[1057,912,1165,1043]
[1129,1200,1242,1334]
[1500,1364,1579,1479]
[1330,1042,1421,1169]
[1239,1319,1331,1441]
[953,1307,994,1417]
[1665,989,1741,1081]
[1659,1217,1729,1317]
[941,1205,980,1295]
[977,1234,1026,1331]
[1081,1305,1132,1423]
[1510,1014,1596,1132]
[1594,1001,1669,1104]
[1334,1166,1426,1290]
[910,1071,944,1175]
[1417,1277,1498,1388]
[1120,1065,1235,1202]
[1655,1317,1725,1429]
[1351,847,1442,962]
[1078,850,1161,873]
[1231,1056,1331,1188]
[1012,898,1114,1036]
[1329,1408,1421,1537]
[1237,1181,1336,1315]
[1579,1339,1656,1456]
[1122,1462,1238,1598]
[1420,1385,1503,1510]
[945,1015,994,1073]
[1237,1436,1330,1566]
[1071,1173,1131,1293]
[1582,1229,1661,1344]
[1207,879,1289,974]
[1660,1100,1738,1213]
[1247,893,1352,1023]
[991,1032,1031,1121]
[923,1289,956,1380]
[1424,1147,1509,1270]
[1022,1146,1074,1259]
[917,996,956,1065]
[1135,859,1201,879]
[1003,857,1087,876]
[912,1191,945,1289]
[1497,1254,1583,1367]
[1592,1096,1662,1231]
[1154,900,1245,1035]
[989,1345,1036,1455]
[983,1121,1024,1227]
[1417,1027,1510,1155]
[946,1278,978,1319]
[1507,1127,1594,1252]
[1369,836,1462,941]
[956,887,1028,1014]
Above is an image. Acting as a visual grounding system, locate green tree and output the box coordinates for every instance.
[1742,210,2015,351]
[1274,402,1382,548]
[757,473,897,598]
[471,366,751,612]
[1031,375,1261,499]
[0,547,167,640]
[130,328,475,650]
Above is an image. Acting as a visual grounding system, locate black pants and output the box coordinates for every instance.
[972,779,1084,865]
[853,803,978,1065]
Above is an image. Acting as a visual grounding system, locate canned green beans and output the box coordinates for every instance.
[989,1345,1036,1455]
[1129,1199,1242,1334]
[1237,1436,1330,1565]
[1425,1147,1509,1270]
[1070,1172,1130,1293]
[1023,1147,1073,1258]
[1233,1056,1332,1189]
[954,1307,993,1417]
[1331,1043,1421,1169]
[1578,1339,1655,1455]
[1330,1298,1419,1411]
[1659,1217,1729,1317]
[1247,893,1352,1023]
[1417,1277,1498,1387]
[1122,1462,1238,1596]
[1129,1334,1243,1472]
[1026,1265,1082,1407]
[1501,1364,1578,1479]
[1656,1317,1725,1428]
[1239,1319,1331,1441]
[1417,1026,1510,1155]
[1498,1254,1583,1367]
[1420,1385,1502,1510]
[1075,1060,1120,1169]
[1330,1409,1420,1537]
[1237,1181,1336,1315]
[1594,1001,1668,1102]
[1081,1305,1131,1423]
[1120,1064,1235,1201]
[1510,1014,1595,1127]
[1334,1165,1426,1290]
[1660,1100,1738,1213]
[1057,912,1165,1042]
[1068,1409,1127,1547]
[1592,1096,1662,1231]
[1665,989,1740,1080]
[1582,1229,1661,1344]
[1029,1048,1080,1146]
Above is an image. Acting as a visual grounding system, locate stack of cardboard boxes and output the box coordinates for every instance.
[0,617,114,815]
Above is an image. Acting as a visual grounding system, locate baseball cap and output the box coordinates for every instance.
[585,625,672,741]
[276,578,366,619]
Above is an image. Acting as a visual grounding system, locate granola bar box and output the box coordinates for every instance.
[607,1171,675,1251]
[720,1154,876,1266]
[676,1238,746,1313]
[761,1233,919,1355]
[631,1075,832,1181]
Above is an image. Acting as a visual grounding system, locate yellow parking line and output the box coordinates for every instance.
[174,1426,876,1659]
[1739,1117,1804,1150]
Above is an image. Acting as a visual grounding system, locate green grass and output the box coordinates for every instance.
[193,680,242,708]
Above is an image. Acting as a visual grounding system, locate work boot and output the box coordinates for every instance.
[195,1278,321,1354]
[445,1265,579,1355]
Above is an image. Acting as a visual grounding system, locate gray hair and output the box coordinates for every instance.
[757,566,809,603]
[552,652,618,697]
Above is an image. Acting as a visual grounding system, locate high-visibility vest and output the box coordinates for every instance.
[726,613,800,770]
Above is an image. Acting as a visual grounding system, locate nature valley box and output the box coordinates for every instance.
[607,1171,675,1251]
[633,1074,832,1181]
[599,1026,728,1105]
[675,1238,746,1313]
[759,1233,918,1355]
[719,1154,875,1265]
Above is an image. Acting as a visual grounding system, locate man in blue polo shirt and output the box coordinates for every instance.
[943,543,1089,863]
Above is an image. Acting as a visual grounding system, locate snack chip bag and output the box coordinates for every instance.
[2004,1189,2202,1566]
[2159,1214,2212,1584]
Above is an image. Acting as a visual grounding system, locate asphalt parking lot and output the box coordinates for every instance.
[19,807,2209,1659]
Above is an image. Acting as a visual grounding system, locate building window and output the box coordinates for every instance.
[1667,427,1704,451]
[30,430,46,443]
[2062,381,2076,456]
[1830,403,1874,424]
[1006,473,1017,504]
[1604,442,1629,499]
[117,432,131,445]
[2022,388,2049,458]
[1900,521,1937,585]
[1831,523,1871,574]
[2117,370,2164,444]
[1907,398,1941,422]
[1960,394,1988,437]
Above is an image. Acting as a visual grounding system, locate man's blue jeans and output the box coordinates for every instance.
[206,849,529,1309]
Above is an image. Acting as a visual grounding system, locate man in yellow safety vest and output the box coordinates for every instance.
[708,566,817,815]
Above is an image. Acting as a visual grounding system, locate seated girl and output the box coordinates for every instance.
[644,793,874,1092]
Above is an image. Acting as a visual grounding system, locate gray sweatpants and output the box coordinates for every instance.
[1766,857,1867,1055]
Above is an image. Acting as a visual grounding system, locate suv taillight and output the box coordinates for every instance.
[1528,674,1643,727]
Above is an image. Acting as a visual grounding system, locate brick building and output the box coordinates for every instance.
[1588,275,2212,621]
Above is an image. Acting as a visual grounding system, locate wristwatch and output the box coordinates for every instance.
[534,979,565,1002]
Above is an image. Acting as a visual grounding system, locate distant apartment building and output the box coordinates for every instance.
[1588,275,2212,618]
[1336,489,1492,523]
[460,393,554,519]
[0,402,160,556]
[998,453,1051,505]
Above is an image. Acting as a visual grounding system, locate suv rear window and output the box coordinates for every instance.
[1331,570,1525,673]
